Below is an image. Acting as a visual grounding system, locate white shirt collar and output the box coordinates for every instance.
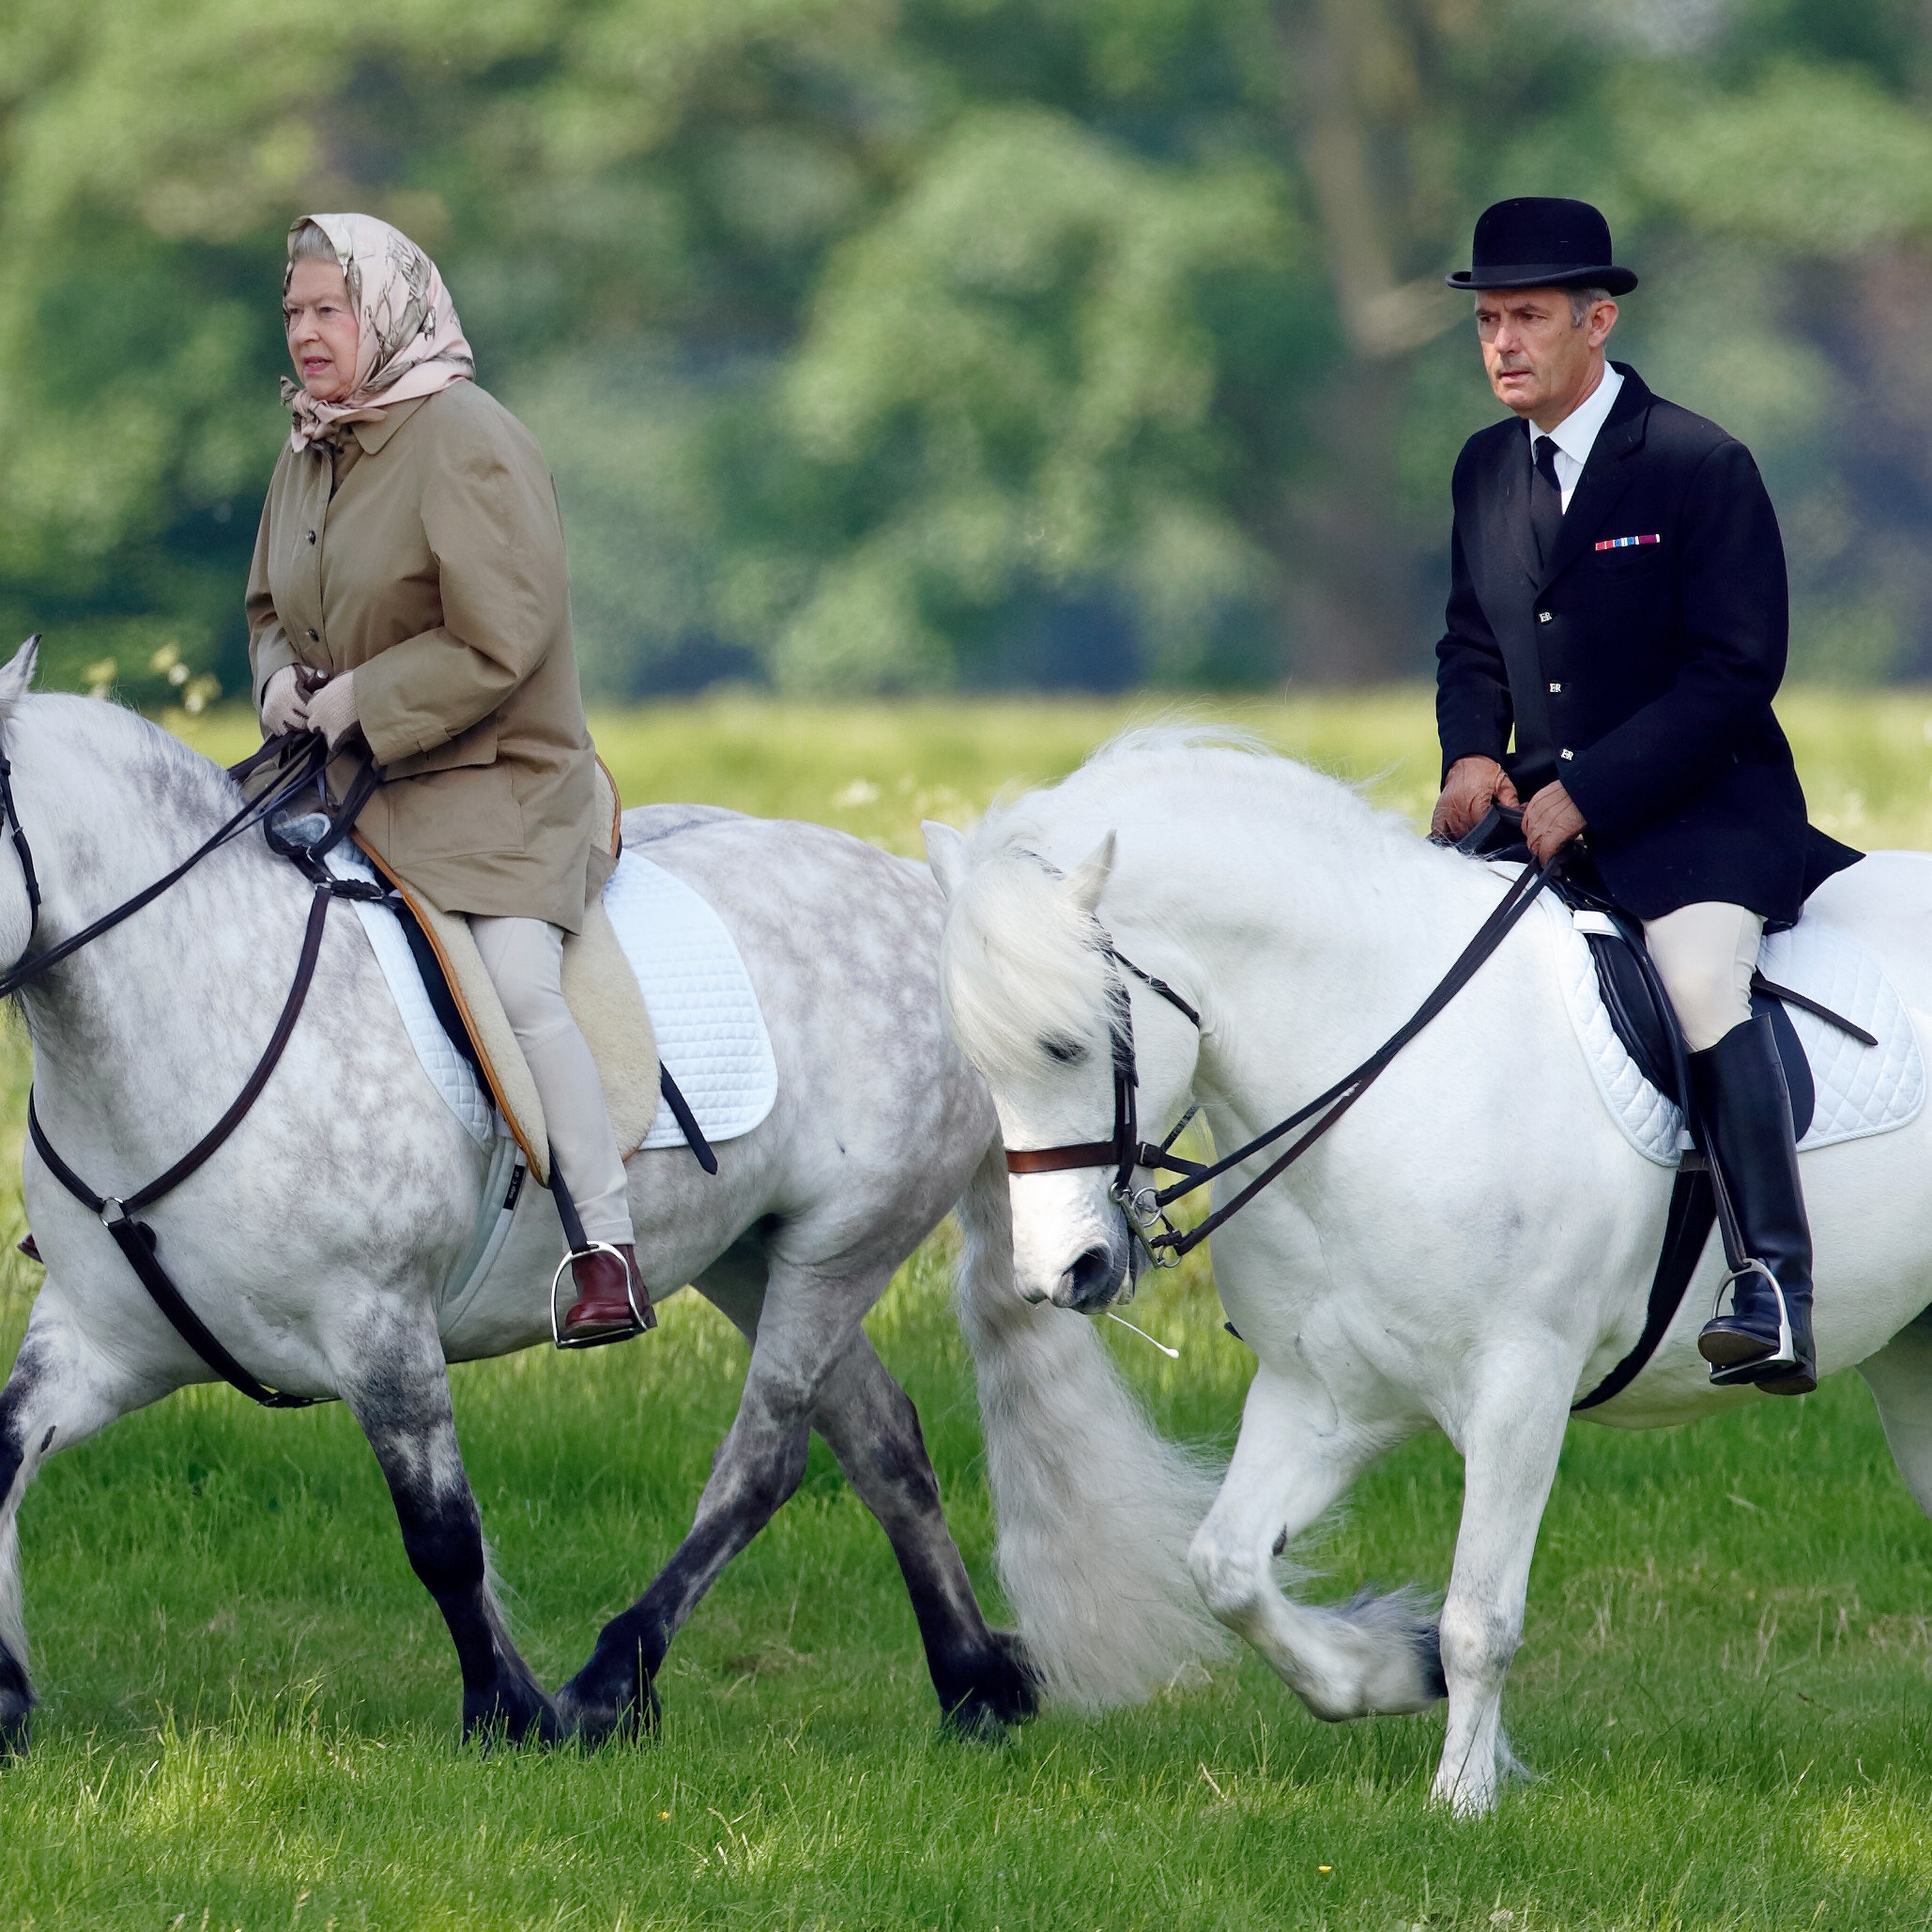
[1528,361,1622,471]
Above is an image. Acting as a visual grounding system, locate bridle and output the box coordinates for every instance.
[1003,855,1558,1267]
[4,717,385,1408]
[0,728,339,998]
[1002,948,1208,1267]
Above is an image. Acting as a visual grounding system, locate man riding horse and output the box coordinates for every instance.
[1429,196,1860,1397]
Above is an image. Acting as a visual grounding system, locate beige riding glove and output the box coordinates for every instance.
[259,665,311,738]
[307,671,360,751]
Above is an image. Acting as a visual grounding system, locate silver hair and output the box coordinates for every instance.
[287,220,336,265]
[1568,285,1612,325]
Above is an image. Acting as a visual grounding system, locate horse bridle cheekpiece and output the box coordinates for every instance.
[1004,855,1558,1268]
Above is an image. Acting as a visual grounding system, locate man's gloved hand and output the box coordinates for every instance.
[307,671,360,751]
[1523,780,1587,864]
[1431,755,1520,841]
[260,665,312,738]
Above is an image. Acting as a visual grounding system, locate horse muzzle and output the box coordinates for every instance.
[1044,1222,1137,1311]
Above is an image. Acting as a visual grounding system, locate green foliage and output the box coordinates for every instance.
[5,0,1932,696]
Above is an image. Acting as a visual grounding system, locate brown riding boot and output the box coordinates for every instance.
[560,1243,656,1345]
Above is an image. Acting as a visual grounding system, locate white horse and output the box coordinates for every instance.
[0,637,1036,1749]
[926,728,1932,1814]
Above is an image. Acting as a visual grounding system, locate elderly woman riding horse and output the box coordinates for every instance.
[249,212,641,1343]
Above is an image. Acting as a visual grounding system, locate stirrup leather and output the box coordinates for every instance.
[1705,1259,1795,1387]
[548,1243,648,1350]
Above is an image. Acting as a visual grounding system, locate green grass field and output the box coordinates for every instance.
[8,688,1932,1929]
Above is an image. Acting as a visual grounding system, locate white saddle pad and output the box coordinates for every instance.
[331,846,777,1155]
[603,850,778,1150]
[1534,890,1925,1167]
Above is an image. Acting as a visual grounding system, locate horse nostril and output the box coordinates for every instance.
[1063,1244,1119,1308]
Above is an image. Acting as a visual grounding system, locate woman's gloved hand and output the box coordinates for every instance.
[260,665,312,737]
[307,671,360,751]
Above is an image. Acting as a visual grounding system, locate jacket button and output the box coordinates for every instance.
[307,530,316,544]
[306,628,319,642]
[1537,610,1552,623]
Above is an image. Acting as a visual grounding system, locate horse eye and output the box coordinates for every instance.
[1041,1035,1087,1066]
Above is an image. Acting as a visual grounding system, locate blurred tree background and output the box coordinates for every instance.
[0,0,1924,706]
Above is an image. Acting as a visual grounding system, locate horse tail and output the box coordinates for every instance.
[953,1143,1232,1708]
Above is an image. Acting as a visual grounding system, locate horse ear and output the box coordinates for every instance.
[923,820,970,902]
[0,636,40,716]
[1063,832,1116,915]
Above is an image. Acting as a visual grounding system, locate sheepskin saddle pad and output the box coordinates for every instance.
[322,768,776,1182]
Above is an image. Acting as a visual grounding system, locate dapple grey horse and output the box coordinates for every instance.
[0,637,1033,1748]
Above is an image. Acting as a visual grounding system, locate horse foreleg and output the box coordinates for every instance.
[1432,1359,1573,1817]
[0,1302,152,1751]
[341,1333,557,1744]
[808,1330,1038,1738]
[1188,1366,1443,1721]
[555,1272,837,1742]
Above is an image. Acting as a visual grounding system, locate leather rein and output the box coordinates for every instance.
[1004,855,1559,1265]
[9,728,382,1409]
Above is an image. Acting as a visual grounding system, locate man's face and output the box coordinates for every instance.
[1475,287,1617,424]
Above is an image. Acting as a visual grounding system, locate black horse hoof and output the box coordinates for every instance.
[0,1653,33,1756]
[461,1681,560,1749]
[555,1668,661,1748]
[937,1630,1042,1740]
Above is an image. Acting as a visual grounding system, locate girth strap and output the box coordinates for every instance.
[1571,1163,1718,1411]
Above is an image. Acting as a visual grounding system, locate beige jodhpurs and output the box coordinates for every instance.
[1642,900,1764,1054]
[469,915,634,1248]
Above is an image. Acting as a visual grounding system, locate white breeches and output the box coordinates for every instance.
[1641,900,1764,1054]
[469,914,634,1248]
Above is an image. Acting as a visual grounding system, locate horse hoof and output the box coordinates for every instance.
[940,1693,1020,1743]
[0,1654,33,1756]
[462,1683,560,1749]
[555,1671,660,1748]
[937,1631,1041,1739]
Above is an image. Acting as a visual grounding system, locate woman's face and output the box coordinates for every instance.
[283,259,360,403]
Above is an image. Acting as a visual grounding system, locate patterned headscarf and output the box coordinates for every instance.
[280,212,474,452]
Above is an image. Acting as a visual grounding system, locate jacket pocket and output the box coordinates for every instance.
[391,765,526,859]
[1590,544,1664,574]
[385,717,498,781]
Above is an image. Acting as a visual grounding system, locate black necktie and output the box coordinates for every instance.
[1529,433,1563,568]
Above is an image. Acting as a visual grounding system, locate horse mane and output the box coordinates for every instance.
[940,725,1432,1081]
[11,692,243,826]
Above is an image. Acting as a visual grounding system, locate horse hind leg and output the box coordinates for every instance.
[1858,1305,1932,1517]
[1188,1368,1444,1727]
[808,1329,1038,1738]
[0,1305,152,1751]
[340,1321,557,1744]
[555,1255,832,1743]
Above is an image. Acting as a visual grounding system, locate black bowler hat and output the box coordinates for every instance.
[1446,197,1637,296]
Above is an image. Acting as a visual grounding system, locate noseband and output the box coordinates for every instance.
[1003,855,1557,1265]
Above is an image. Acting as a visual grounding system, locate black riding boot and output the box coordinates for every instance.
[1693,1014,1817,1396]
